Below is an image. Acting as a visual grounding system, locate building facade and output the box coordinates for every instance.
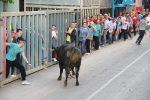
[0,0,19,12]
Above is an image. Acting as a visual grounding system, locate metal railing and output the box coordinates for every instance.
[25,0,100,6]
[0,10,82,86]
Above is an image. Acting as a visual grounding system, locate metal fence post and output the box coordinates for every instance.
[46,11,50,63]
[31,15,35,68]
[26,15,31,71]
[34,15,39,68]
[38,14,42,66]
[0,16,6,87]
[22,15,27,70]
[0,15,3,87]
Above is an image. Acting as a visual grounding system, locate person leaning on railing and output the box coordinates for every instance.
[6,38,32,85]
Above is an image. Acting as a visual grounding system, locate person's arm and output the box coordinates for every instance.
[65,28,69,34]
[92,25,97,32]
[84,30,89,41]
[70,29,76,37]
[38,33,45,42]
[22,53,32,68]
[6,42,10,46]
[52,31,58,40]
[6,33,10,40]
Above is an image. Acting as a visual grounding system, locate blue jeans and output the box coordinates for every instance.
[78,40,85,55]
[70,42,75,46]
[109,32,112,44]
[103,30,108,45]
[66,41,75,46]
[42,47,45,61]
[66,41,71,44]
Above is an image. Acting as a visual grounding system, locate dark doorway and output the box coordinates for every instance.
[19,0,24,11]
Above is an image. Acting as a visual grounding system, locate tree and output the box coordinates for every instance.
[0,0,14,12]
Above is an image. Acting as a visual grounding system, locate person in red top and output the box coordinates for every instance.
[132,13,139,36]
[93,18,97,24]
[93,14,101,24]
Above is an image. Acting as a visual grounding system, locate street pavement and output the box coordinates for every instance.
[0,33,150,100]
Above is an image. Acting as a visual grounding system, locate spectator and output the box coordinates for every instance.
[109,18,117,44]
[85,21,96,55]
[66,22,76,46]
[128,15,133,34]
[132,13,139,36]
[136,15,147,45]
[52,25,58,61]
[126,18,132,39]
[11,29,24,76]
[146,11,150,23]
[6,38,32,85]
[78,22,89,55]
[100,19,105,46]
[138,11,143,21]
[38,33,46,64]
[93,20,101,50]
[122,19,129,41]
[116,17,122,40]
[103,14,110,47]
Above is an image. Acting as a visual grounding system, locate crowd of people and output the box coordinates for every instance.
[5,8,150,85]
[64,8,150,56]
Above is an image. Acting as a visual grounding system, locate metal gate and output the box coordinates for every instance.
[0,10,80,86]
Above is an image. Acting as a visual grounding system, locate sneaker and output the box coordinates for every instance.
[42,61,47,65]
[102,45,104,47]
[52,58,57,62]
[85,53,90,55]
[99,46,101,49]
[135,41,138,44]
[22,80,30,85]
[11,75,16,77]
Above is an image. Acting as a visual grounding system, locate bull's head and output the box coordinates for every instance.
[50,47,60,60]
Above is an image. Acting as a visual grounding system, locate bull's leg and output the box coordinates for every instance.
[75,67,80,86]
[64,67,69,86]
[71,67,76,75]
[58,63,63,80]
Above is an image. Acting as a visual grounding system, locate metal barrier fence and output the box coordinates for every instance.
[0,10,82,86]
[82,8,100,19]
[0,17,6,87]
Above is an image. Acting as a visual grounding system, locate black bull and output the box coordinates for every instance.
[53,44,82,86]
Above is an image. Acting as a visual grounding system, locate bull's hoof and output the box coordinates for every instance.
[57,77,62,81]
[76,82,79,86]
[64,81,67,86]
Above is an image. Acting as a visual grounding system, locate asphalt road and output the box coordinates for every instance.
[0,34,150,100]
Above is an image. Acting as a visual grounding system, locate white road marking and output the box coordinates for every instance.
[86,49,150,100]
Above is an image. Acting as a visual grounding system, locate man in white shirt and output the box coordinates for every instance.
[52,25,58,61]
[121,20,129,41]
[103,14,110,47]
[121,13,126,23]
[108,18,116,44]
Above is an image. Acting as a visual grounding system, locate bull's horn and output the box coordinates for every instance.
[50,49,54,52]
